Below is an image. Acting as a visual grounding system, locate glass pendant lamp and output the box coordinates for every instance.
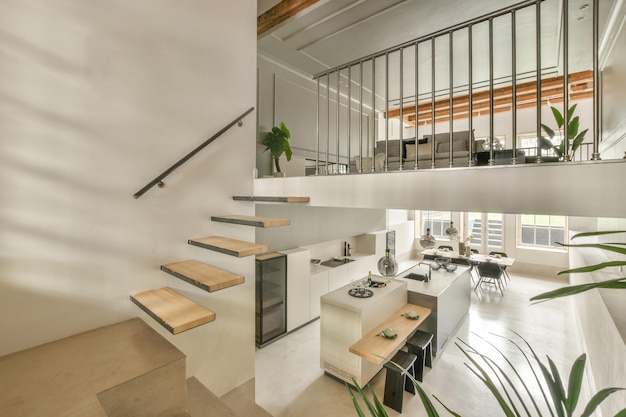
[377,210,398,277]
[445,221,458,240]
[420,227,436,249]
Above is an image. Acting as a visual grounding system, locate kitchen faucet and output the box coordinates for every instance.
[417,261,433,282]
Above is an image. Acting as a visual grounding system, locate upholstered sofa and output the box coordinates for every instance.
[370,131,483,171]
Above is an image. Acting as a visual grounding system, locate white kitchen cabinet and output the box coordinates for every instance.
[281,248,311,332]
[328,265,349,291]
[309,268,329,320]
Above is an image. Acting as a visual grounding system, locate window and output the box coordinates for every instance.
[517,132,563,157]
[518,214,567,250]
[466,212,503,250]
[421,211,452,239]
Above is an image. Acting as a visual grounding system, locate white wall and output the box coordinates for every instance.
[0,0,257,397]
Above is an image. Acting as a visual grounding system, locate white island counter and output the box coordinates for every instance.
[320,278,407,386]
[395,263,471,354]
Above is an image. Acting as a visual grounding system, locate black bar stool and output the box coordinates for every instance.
[406,330,433,382]
[383,350,417,413]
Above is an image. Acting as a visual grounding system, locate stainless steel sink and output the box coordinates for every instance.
[404,272,429,282]
[320,258,354,268]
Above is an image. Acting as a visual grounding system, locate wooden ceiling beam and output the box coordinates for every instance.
[257,0,322,36]
[385,70,593,125]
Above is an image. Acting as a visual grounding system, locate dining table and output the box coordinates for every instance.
[420,248,515,267]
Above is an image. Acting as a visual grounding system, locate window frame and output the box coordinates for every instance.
[516,214,568,252]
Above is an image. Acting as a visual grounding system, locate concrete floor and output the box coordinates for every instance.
[255,272,591,417]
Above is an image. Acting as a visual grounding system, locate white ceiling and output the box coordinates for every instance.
[258,0,597,96]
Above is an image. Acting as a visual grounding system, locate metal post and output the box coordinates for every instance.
[336,71,341,173]
[431,37,436,169]
[399,48,404,171]
[535,1,543,163]
[385,53,389,171]
[488,18,495,166]
[347,66,352,173]
[562,0,570,161]
[449,31,454,168]
[326,73,330,172]
[371,59,376,172]
[591,0,601,160]
[468,25,475,167]
[415,42,419,170]
[511,11,518,164]
[359,61,363,172]
[316,77,320,175]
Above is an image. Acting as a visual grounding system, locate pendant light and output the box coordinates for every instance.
[377,209,398,277]
[420,227,436,249]
[445,221,458,240]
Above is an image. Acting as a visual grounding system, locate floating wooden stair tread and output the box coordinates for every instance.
[188,236,269,257]
[211,214,290,228]
[130,287,215,335]
[161,260,244,292]
[233,196,310,203]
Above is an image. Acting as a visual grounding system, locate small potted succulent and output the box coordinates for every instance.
[263,122,292,175]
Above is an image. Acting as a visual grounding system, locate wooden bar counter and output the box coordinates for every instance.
[349,303,431,365]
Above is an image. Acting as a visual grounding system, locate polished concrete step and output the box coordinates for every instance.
[220,379,274,417]
[186,377,238,417]
[188,236,269,257]
[0,318,186,417]
[211,214,289,228]
[130,287,216,334]
[233,195,309,203]
[161,260,244,292]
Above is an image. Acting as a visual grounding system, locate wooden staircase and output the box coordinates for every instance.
[130,196,307,335]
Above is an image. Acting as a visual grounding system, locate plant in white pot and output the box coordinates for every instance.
[263,122,292,175]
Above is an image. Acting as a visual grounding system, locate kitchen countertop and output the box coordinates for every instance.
[395,263,470,297]
[320,277,407,313]
[309,252,373,275]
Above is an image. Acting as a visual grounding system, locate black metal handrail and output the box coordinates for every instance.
[133,106,254,199]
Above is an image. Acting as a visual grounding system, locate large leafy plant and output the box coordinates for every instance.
[262,122,292,173]
[540,104,588,161]
[531,230,626,302]
[346,333,625,417]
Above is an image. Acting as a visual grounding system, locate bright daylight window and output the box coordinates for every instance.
[518,214,567,250]
[517,133,563,157]
[421,211,452,239]
[466,212,503,249]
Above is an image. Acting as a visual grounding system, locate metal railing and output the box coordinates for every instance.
[311,0,601,174]
[133,107,254,198]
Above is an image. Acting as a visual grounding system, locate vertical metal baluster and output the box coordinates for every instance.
[326,74,330,173]
[468,25,475,167]
[431,37,436,169]
[359,61,363,173]
[335,70,341,170]
[316,77,320,175]
[415,42,419,170]
[448,31,454,168]
[591,0,601,160]
[385,53,389,171]
[348,65,352,173]
[511,11,518,164]
[371,59,376,172]
[488,17,495,166]
[562,0,570,161]
[399,48,404,171]
[535,1,543,163]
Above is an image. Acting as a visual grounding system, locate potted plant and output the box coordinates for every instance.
[540,104,588,161]
[263,122,292,175]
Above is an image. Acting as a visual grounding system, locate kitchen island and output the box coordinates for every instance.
[320,278,408,386]
[395,263,471,354]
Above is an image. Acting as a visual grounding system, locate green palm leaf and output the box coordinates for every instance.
[530,278,626,302]
[564,354,586,415]
[570,230,626,239]
[579,387,626,417]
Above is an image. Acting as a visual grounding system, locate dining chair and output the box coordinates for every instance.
[489,251,511,283]
[470,249,479,254]
[476,261,505,295]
